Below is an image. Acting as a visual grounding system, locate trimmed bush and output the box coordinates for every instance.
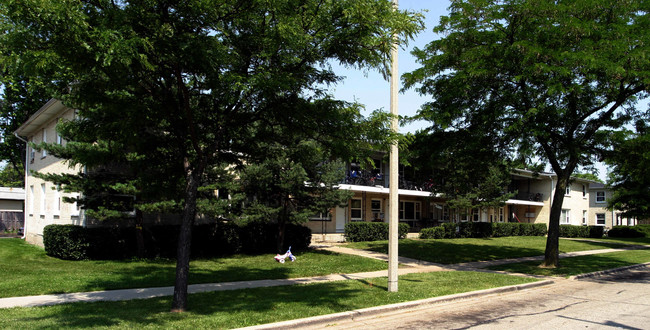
[43,225,92,260]
[420,222,546,240]
[559,225,604,238]
[344,222,409,242]
[419,226,447,239]
[607,225,645,238]
[588,225,605,238]
[42,222,312,260]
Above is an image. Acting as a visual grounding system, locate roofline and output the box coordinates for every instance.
[14,99,67,137]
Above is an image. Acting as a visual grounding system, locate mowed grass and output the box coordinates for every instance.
[488,249,650,277]
[346,236,626,264]
[0,271,538,329]
[0,239,386,298]
[570,236,650,246]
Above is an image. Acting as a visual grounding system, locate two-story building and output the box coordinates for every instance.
[16,99,636,246]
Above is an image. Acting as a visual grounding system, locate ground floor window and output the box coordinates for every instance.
[582,210,587,225]
[596,213,606,226]
[499,207,504,222]
[399,201,421,220]
[472,208,480,222]
[561,209,571,224]
[350,199,362,220]
[310,211,331,221]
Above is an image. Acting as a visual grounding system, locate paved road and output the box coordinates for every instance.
[305,266,650,330]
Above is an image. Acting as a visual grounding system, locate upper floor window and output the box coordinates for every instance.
[565,184,571,196]
[582,185,586,198]
[41,128,47,158]
[596,191,606,203]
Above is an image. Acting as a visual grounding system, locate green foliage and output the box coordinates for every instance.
[343,222,409,242]
[607,226,646,238]
[559,225,604,238]
[420,222,546,239]
[404,0,650,267]
[605,125,650,219]
[42,223,311,260]
[0,165,23,187]
[572,172,603,183]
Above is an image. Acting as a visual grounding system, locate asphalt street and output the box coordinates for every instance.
[299,266,650,330]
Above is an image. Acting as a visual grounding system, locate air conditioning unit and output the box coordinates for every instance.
[525,212,536,218]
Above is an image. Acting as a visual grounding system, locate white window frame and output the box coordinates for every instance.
[596,213,606,226]
[565,184,571,196]
[29,185,34,215]
[41,128,47,158]
[399,201,421,221]
[371,199,382,221]
[53,187,61,216]
[582,210,587,225]
[582,185,586,198]
[40,183,46,215]
[310,211,331,221]
[561,209,571,224]
[595,191,606,203]
[350,198,362,221]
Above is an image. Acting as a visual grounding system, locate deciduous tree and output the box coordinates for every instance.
[1,0,423,311]
[404,0,649,267]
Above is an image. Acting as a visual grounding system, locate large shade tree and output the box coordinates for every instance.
[605,120,650,220]
[404,0,649,267]
[1,0,423,311]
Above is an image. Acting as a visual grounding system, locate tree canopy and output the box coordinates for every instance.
[1,0,423,311]
[605,121,650,219]
[404,0,650,266]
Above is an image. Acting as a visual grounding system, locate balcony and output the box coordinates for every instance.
[343,170,430,191]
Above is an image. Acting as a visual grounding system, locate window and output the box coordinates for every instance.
[498,207,504,222]
[310,211,331,221]
[371,199,382,221]
[472,208,479,222]
[582,185,586,198]
[41,128,47,158]
[29,185,34,215]
[40,183,46,215]
[561,209,570,224]
[596,213,606,226]
[53,187,61,216]
[582,210,587,225]
[459,208,468,222]
[596,191,606,203]
[442,205,449,221]
[399,201,421,221]
[350,199,362,220]
[565,184,571,196]
[71,194,80,217]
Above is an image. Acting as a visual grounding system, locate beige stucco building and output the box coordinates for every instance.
[15,99,83,246]
[16,100,636,246]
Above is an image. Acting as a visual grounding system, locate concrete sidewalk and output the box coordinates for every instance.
[1,243,646,309]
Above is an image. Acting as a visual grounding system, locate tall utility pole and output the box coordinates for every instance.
[387,0,399,293]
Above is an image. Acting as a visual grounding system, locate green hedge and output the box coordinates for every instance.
[559,225,604,238]
[343,222,409,242]
[419,222,547,239]
[43,222,311,260]
[607,225,646,238]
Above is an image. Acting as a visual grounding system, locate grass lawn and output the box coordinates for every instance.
[346,236,626,264]
[0,271,538,329]
[568,237,650,246]
[487,249,650,277]
[0,239,386,298]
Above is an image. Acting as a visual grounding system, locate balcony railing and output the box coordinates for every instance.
[513,192,544,202]
[343,171,430,191]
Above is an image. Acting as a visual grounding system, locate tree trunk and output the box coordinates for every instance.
[541,175,569,268]
[171,160,202,312]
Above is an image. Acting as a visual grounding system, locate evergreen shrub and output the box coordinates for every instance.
[419,222,546,239]
[344,222,409,242]
[607,225,645,238]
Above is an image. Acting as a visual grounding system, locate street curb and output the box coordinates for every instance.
[237,279,554,330]
[569,262,650,280]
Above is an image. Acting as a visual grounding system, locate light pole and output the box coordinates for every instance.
[387,0,399,293]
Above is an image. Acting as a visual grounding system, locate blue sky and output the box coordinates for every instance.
[329,0,451,134]
[327,0,650,181]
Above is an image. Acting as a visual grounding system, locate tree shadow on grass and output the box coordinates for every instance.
[14,281,371,329]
